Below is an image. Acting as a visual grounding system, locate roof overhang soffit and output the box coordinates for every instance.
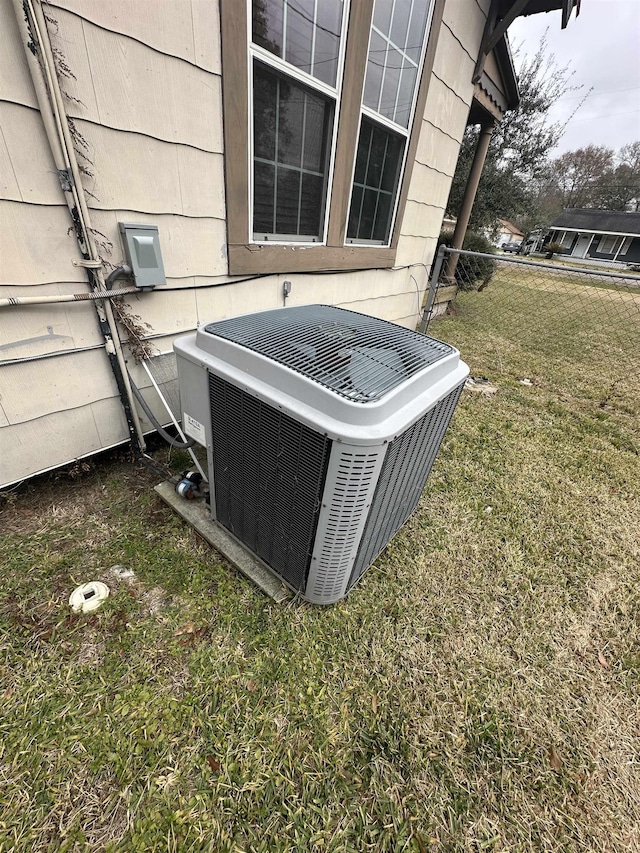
[473,0,581,84]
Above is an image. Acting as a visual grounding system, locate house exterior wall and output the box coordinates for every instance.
[0,0,492,487]
[549,229,640,262]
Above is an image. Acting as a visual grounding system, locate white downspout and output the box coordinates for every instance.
[10,0,147,451]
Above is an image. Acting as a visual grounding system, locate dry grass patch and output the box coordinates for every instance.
[1,278,639,852]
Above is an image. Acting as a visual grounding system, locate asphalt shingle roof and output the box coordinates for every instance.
[550,209,640,236]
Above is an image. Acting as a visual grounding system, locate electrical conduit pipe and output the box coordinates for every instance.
[9,0,147,452]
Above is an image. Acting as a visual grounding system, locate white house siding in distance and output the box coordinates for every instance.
[0,0,493,487]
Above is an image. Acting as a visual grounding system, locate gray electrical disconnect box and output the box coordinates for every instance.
[119,222,166,290]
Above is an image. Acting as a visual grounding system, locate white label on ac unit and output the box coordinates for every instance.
[183,412,206,444]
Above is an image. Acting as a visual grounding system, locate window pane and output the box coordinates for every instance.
[254,70,278,160]
[253,62,333,239]
[276,167,301,233]
[348,184,363,236]
[285,0,314,76]
[366,125,388,188]
[278,83,304,167]
[372,192,392,241]
[363,31,386,113]
[253,0,284,57]
[314,2,343,85]
[360,189,378,241]
[407,1,430,62]
[373,0,392,36]
[395,64,418,128]
[366,0,433,128]
[390,0,412,49]
[380,133,403,191]
[252,1,343,88]
[353,120,372,184]
[347,118,404,244]
[379,46,402,122]
[302,96,327,172]
[300,173,324,234]
[254,161,276,233]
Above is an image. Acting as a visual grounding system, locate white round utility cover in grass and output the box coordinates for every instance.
[69,581,110,613]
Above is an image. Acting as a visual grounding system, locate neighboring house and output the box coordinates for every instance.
[0,0,579,487]
[521,229,546,253]
[494,218,524,246]
[548,209,640,263]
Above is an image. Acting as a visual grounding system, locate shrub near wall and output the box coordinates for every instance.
[437,231,497,291]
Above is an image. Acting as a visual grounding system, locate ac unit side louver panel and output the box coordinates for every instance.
[175,305,469,603]
[348,382,464,589]
[308,448,384,602]
[209,373,331,590]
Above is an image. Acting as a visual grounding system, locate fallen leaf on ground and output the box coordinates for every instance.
[246,679,257,692]
[175,622,195,636]
[548,746,562,772]
[598,650,610,669]
[206,756,221,772]
[371,694,378,713]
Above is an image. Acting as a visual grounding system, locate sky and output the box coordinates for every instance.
[509,0,640,156]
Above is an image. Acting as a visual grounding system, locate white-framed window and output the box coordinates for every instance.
[247,0,435,247]
[346,0,435,244]
[222,0,442,273]
[597,235,621,255]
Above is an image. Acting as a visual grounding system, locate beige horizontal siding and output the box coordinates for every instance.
[423,73,472,143]
[415,119,461,178]
[50,7,222,151]
[395,235,438,267]
[117,288,199,341]
[402,200,449,239]
[0,397,128,485]
[0,0,38,108]
[49,0,220,73]
[0,202,86,285]
[0,102,63,204]
[1,349,118,425]
[72,119,226,218]
[88,209,228,278]
[0,125,21,200]
[407,162,453,210]
[432,24,476,107]
[442,0,487,62]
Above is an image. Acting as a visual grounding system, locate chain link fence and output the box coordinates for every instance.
[420,246,640,418]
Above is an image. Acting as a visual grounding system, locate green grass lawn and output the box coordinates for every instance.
[1,279,639,852]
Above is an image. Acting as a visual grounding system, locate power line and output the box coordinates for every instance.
[556,85,640,103]
[568,108,640,123]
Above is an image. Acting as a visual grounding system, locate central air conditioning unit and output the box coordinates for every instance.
[174,305,468,604]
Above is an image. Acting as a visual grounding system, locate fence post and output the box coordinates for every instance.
[418,244,447,334]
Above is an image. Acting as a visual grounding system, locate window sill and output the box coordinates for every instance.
[227,243,397,275]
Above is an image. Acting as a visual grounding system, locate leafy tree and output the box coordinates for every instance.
[537,141,640,213]
[446,32,583,232]
[596,141,640,211]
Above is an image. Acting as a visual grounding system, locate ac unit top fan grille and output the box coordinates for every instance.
[203,305,453,403]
